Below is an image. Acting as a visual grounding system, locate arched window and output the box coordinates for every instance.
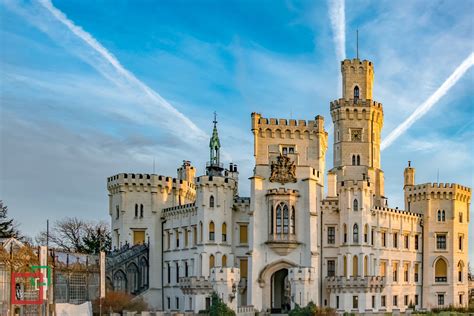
[176,262,179,283]
[353,199,359,212]
[276,203,282,234]
[353,255,359,276]
[209,195,215,208]
[222,255,227,267]
[270,206,274,234]
[127,263,139,293]
[283,206,289,234]
[290,206,295,234]
[116,206,119,219]
[442,210,446,221]
[222,222,227,242]
[135,204,138,217]
[364,224,368,243]
[343,224,347,243]
[357,155,360,166]
[209,222,215,241]
[113,270,127,292]
[458,261,463,282]
[354,86,360,100]
[352,155,356,165]
[459,212,463,223]
[364,256,368,276]
[140,204,144,218]
[437,210,442,221]
[343,256,348,277]
[199,221,203,242]
[209,254,215,270]
[435,257,448,282]
[353,224,359,243]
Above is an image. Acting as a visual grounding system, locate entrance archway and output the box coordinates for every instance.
[271,268,290,313]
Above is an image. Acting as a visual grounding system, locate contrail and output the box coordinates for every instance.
[3,0,207,142]
[328,0,346,62]
[381,52,474,151]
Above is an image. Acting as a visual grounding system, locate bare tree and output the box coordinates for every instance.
[35,217,111,253]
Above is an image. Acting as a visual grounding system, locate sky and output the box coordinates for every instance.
[0,0,473,261]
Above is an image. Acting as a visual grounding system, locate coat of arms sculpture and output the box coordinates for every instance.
[269,154,297,184]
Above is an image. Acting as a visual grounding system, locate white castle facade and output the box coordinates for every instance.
[107,57,471,314]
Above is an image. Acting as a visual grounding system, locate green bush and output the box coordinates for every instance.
[289,301,336,316]
[209,292,236,316]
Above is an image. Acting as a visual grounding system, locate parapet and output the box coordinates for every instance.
[372,206,423,218]
[405,182,471,203]
[162,202,197,219]
[251,112,326,138]
[266,188,300,197]
[107,173,196,193]
[196,175,237,189]
[330,98,383,111]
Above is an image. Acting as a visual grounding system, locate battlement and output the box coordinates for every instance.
[330,98,383,111]
[251,112,326,136]
[405,182,471,202]
[288,267,315,282]
[234,196,250,206]
[210,267,240,282]
[107,173,196,191]
[196,175,236,189]
[162,202,197,218]
[266,188,300,197]
[341,58,373,69]
[373,206,422,218]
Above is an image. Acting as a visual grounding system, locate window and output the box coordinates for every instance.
[435,258,448,282]
[209,222,215,241]
[135,204,138,217]
[437,210,446,222]
[199,222,203,242]
[352,155,356,166]
[436,234,446,249]
[459,212,463,223]
[437,294,444,306]
[353,224,359,243]
[273,202,291,236]
[290,207,295,234]
[393,233,398,248]
[458,261,463,282]
[354,86,359,100]
[343,224,347,243]
[372,296,375,309]
[222,222,227,242]
[393,295,398,306]
[167,231,171,249]
[404,264,409,282]
[382,232,386,247]
[209,255,215,270]
[393,263,398,282]
[209,195,215,207]
[404,235,409,249]
[327,227,335,244]
[116,206,119,219]
[167,297,170,310]
[357,155,360,165]
[415,294,419,306]
[185,261,189,277]
[414,264,419,282]
[175,230,180,248]
[353,255,359,277]
[381,296,386,307]
[222,255,227,267]
[176,297,179,310]
[336,296,339,309]
[281,146,295,155]
[239,258,248,278]
[239,224,248,244]
[352,296,358,309]
[140,204,144,218]
[371,228,374,245]
[353,199,359,211]
[167,263,171,283]
[193,226,197,246]
[343,256,347,277]
[459,294,463,305]
[176,262,179,283]
[380,261,386,277]
[184,229,189,247]
[283,206,289,234]
[414,235,419,250]
[364,225,368,243]
[327,260,335,277]
[404,295,409,306]
[459,235,463,250]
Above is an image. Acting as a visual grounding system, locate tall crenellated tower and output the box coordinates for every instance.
[330,58,385,206]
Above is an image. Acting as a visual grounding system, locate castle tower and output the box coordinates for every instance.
[330,58,385,205]
[404,161,415,211]
[178,160,196,184]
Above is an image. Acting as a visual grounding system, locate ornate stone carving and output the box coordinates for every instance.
[269,154,297,184]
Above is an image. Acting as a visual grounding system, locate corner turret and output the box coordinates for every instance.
[206,113,224,176]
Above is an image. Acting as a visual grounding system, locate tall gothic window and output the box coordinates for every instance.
[140,204,144,218]
[353,224,359,243]
[352,155,356,165]
[135,204,138,217]
[270,206,274,234]
[357,155,361,165]
[290,206,296,234]
[209,222,215,241]
[222,222,227,242]
[209,195,215,208]
[276,204,282,234]
[354,86,360,100]
[353,199,359,212]
[274,202,292,236]
[283,206,289,234]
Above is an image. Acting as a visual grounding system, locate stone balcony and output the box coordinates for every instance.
[179,276,212,295]
[325,276,386,291]
[265,234,301,256]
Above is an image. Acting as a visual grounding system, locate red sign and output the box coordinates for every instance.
[11,272,44,305]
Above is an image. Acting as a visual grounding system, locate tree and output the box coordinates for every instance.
[35,217,111,253]
[0,200,19,238]
[209,292,235,316]
[92,291,148,313]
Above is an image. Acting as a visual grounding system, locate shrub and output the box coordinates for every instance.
[289,302,336,316]
[92,291,149,314]
[209,292,235,316]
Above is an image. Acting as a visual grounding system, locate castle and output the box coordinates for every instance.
[106,57,471,313]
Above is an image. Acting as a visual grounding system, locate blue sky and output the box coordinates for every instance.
[0,0,473,261]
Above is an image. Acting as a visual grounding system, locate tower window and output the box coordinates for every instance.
[135,204,138,217]
[353,199,359,212]
[459,212,463,223]
[352,155,356,165]
[116,206,119,219]
[209,221,215,241]
[140,204,144,218]
[357,155,360,165]
[354,86,360,101]
[353,224,359,243]
[209,195,215,208]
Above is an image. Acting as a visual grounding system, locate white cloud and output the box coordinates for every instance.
[328,0,346,62]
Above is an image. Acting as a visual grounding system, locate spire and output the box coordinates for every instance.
[207,112,223,176]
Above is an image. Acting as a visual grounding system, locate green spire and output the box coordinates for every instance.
[209,112,221,166]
